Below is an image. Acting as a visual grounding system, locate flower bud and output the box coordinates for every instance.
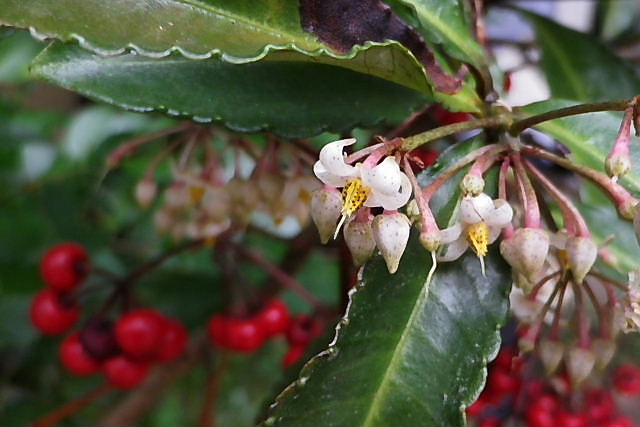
[344,218,376,267]
[135,178,157,208]
[202,187,231,222]
[420,230,441,253]
[605,152,631,181]
[372,212,411,274]
[566,347,595,386]
[538,339,564,374]
[310,187,342,244]
[460,173,485,197]
[500,228,550,283]
[619,197,638,220]
[592,338,615,370]
[406,199,420,224]
[565,236,597,283]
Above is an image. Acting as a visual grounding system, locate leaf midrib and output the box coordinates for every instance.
[360,271,432,426]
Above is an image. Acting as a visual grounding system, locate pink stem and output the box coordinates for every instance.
[512,154,541,229]
[499,158,515,238]
[403,156,439,233]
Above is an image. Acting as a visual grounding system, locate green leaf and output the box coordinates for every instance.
[523,12,640,102]
[31,42,431,138]
[392,0,486,67]
[518,99,640,193]
[2,0,484,109]
[264,138,511,426]
[597,0,640,41]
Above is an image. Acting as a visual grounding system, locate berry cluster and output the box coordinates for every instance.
[207,300,323,367]
[467,343,637,427]
[30,243,188,389]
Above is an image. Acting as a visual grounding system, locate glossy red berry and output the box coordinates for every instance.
[256,299,291,338]
[478,416,501,427]
[156,318,188,362]
[487,368,520,395]
[115,309,165,359]
[431,105,472,125]
[585,388,615,424]
[605,415,634,427]
[614,364,640,395]
[103,356,149,389]
[494,348,516,370]
[225,318,265,353]
[556,410,586,427]
[30,289,79,335]
[59,333,100,375]
[409,148,439,170]
[286,315,323,346]
[79,318,119,361]
[40,242,89,291]
[208,314,229,347]
[526,394,559,427]
[466,394,489,418]
[282,344,307,368]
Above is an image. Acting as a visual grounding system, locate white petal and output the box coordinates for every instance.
[364,173,412,210]
[318,138,357,176]
[460,197,482,224]
[488,225,502,243]
[438,237,468,262]
[486,199,513,227]
[313,161,348,187]
[440,223,462,243]
[361,157,402,195]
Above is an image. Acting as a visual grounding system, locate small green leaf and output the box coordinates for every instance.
[31,43,430,138]
[393,0,486,67]
[518,99,640,193]
[264,138,511,426]
[523,12,640,102]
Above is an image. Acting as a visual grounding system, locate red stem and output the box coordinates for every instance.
[31,384,111,427]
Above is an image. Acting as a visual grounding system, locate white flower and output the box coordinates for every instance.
[313,139,412,234]
[438,193,513,274]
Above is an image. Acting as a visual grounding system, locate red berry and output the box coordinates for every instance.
[585,388,615,424]
[494,348,516,370]
[256,299,291,338]
[478,416,501,427]
[526,394,559,427]
[282,344,307,368]
[59,333,100,375]
[30,289,79,335]
[605,416,634,427]
[614,364,640,395]
[79,318,119,361]
[556,410,586,427]
[103,356,149,389]
[431,105,472,125]
[115,309,165,359]
[531,394,559,412]
[157,318,188,362]
[286,315,323,346]
[208,314,229,347]
[466,394,489,418]
[409,148,439,170]
[40,243,89,291]
[487,368,520,396]
[225,318,265,353]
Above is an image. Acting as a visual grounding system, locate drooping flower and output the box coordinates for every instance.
[438,193,513,274]
[313,138,412,237]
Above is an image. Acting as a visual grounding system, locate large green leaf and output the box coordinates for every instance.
[518,99,640,193]
[393,0,486,67]
[31,43,430,138]
[1,0,484,111]
[523,12,640,102]
[264,138,511,426]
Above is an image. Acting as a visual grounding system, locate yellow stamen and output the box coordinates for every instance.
[190,186,205,204]
[333,178,371,239]
[466,221,489,257]
[558,249,570,271]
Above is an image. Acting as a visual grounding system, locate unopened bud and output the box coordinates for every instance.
[500,228,550,283]
[344,218,376,267]
[605,152,631,181]
[372,212,411,274]
[539,339,564,374]
[566,347,595,386]
[460,173,485,197]
[592,338,616,370]
[420,230,441,253]
[135,178,157,208]
[406,199,420,224]
[310,187,342,244]
[565,236,597,283]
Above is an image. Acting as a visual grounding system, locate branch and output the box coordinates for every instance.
[31,383,111,427]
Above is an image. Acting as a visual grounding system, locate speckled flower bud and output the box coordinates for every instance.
[310,187,342,244]
[460,173,485,197]
[344,218,376,267]
[420,230,441,253]
[539,339,564,374]
[372,212,411,274]
[135,178,157,208]
[500,228,550,283]
[566,347,595,386]
[565,236,598,283]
